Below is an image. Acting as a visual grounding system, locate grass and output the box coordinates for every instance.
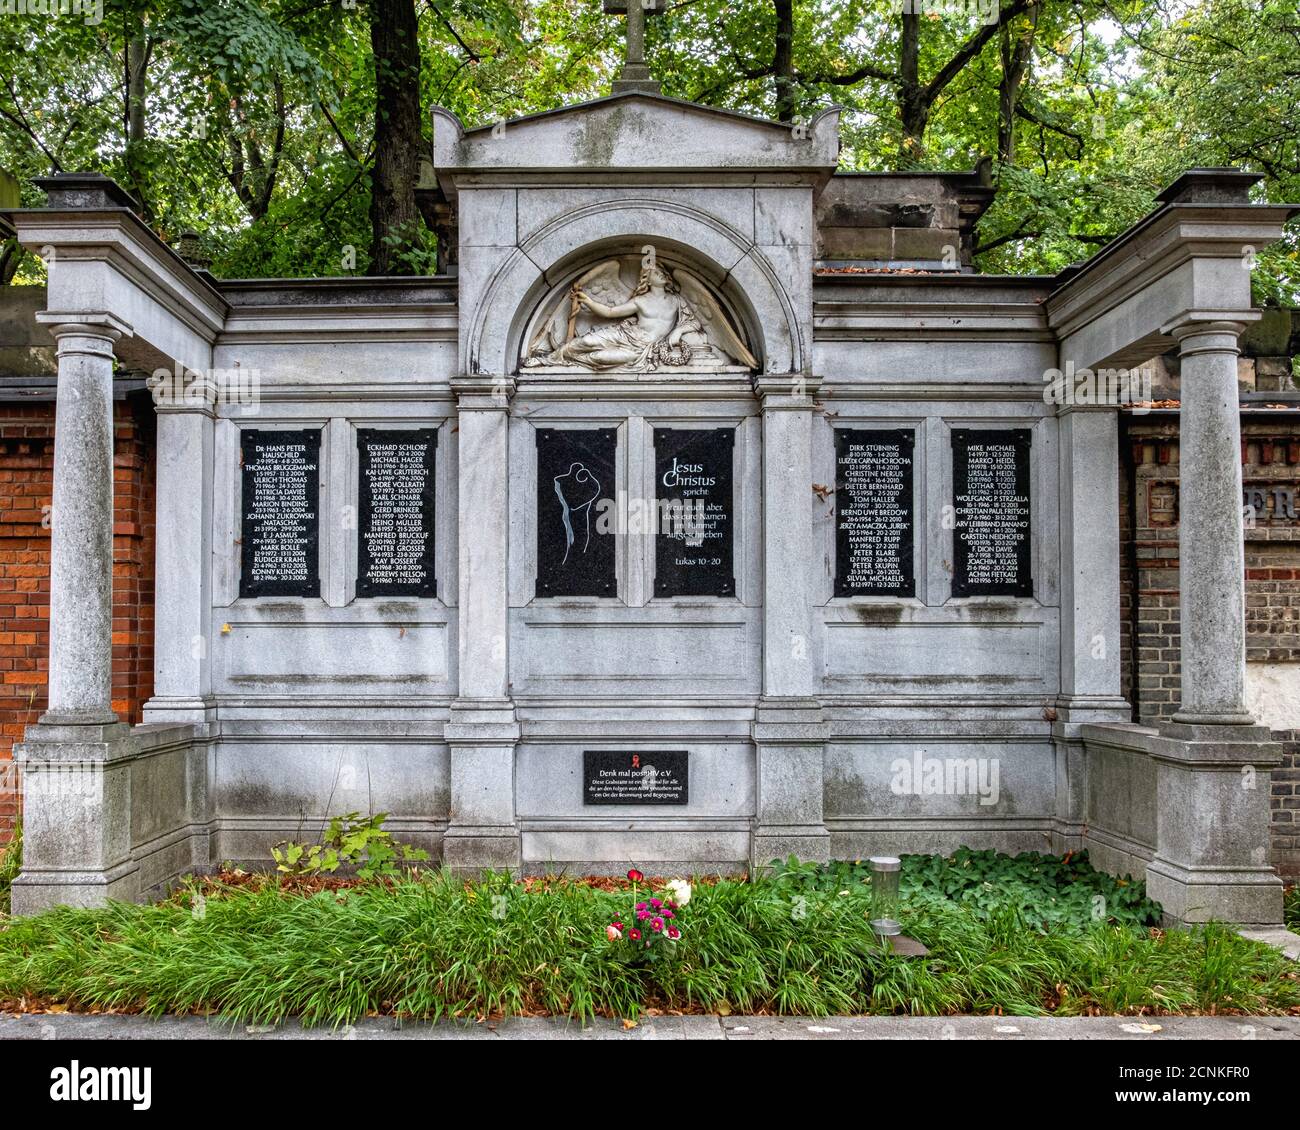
[1286,884,1299,932]
[0,860,1296,1025]
[0,822,19,918]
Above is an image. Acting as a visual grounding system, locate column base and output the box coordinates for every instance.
[751,698,830,871]
[441,830,522,875]
[1170,710,1259,728]
[443,699,521,876]
[1106,721,1284,925]
[10,860,141,916]
[1145,859,1283,926]
[12,719,140,915]
[751,830,831,872]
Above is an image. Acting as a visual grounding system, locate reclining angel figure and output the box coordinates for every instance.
[523,255,758,373]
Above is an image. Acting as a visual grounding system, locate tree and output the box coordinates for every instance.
[368,0,424,274]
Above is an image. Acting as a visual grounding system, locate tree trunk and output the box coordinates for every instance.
[899,12,927,160]
[998,9,1038,163]
[124,33,151,217]
[773,0,795,123]
[368,0,423,276]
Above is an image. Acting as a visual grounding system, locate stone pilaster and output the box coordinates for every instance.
[751,375,829,867]
[1055,407,1128,722]
[144,391,216,727]
[442,377,521,872]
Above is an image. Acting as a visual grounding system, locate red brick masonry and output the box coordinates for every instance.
[0,397,155,844]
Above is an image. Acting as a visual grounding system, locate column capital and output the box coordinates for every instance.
[752,372,821,406]
[1160,313,1253,344]
[36,310,134,344]
[451,375,515,408]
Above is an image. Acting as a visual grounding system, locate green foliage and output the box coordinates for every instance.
[0,0,1294,291]
[1285,886,1299,932]
[0,822,21,918]
[271,812,430,880]
[0,866,1296,1024]
[767,849,1164,932]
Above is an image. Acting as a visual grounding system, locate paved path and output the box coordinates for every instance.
[2,1012,1297,1040]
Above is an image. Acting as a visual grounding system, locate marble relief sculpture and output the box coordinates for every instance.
[523,249,758,373]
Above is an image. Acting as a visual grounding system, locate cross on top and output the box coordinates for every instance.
[603,0,665,94]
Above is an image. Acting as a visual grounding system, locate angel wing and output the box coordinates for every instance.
[525,258,630,358]
[573,258,630,307]
[670,268,758,369]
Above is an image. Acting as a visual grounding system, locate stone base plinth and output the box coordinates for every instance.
[11,720,140,915]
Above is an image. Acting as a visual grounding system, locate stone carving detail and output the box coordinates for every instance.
[522,248,758,373]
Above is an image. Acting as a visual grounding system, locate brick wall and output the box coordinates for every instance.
[0,394,155,844]
[1120,411,1300,875]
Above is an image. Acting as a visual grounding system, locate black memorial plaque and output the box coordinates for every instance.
[583,750,689,806]
[654,427,735,597]
[536,428,617,597]
[834,428,915,597]
[357,428,437,598]
[951,428,1033,597]
[240,429,322,598]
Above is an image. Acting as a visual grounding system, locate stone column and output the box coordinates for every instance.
[42,322,123,723]
[1169,320,1254,725]
[12,315,140,914]
[442,377,521,872]
[750,375,829,867]
[1139,317,1282,923]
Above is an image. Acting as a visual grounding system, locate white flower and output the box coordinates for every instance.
[666,878,691,907]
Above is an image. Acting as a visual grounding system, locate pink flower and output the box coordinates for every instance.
[667,926,681,940]
[606,925,622,941]
[651,917,665,932]
[636,902,647,911]
[612,921,623,930]
[662,910,674,918]
[649,898,662,908]
[637,910,649,920]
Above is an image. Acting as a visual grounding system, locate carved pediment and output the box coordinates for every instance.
[520,248,758,375]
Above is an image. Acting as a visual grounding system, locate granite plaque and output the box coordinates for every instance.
[536,427,617,597]
[357,428,437,598]
[654,427,735,597]
[583,750,689,806]
[835,428,915,597]
[239,429,321,598]
[951,428,1033,597]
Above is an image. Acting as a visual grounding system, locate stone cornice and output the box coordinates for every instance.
[5,208,228,342]
[219,304,458,344]
[1045,202,1297,341]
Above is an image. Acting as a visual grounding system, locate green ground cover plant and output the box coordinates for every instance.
[0,854,1295,1025]
[768,849,1163,932]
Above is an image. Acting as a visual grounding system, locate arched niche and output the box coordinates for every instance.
[461,199,804,377]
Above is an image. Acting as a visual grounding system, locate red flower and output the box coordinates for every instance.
[629,928,641,940]
[627,869,644,883]
[667,926,681,940]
